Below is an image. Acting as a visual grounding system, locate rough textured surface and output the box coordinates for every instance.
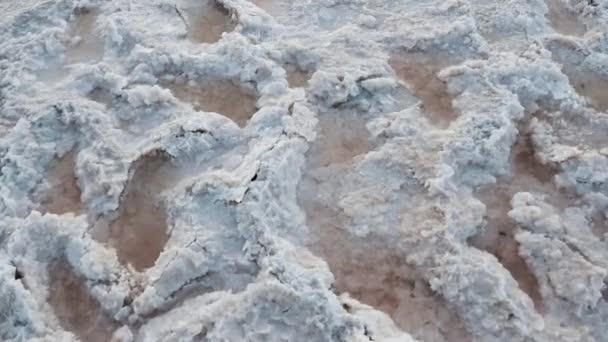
[1,0,608,341]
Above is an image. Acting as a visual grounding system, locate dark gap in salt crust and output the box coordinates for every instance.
[87,88,114,107]
[590,209,608,238]
[305,109,372,168]
[40,7,103,82]
[178,0,236,44]
[286,64,311,88]
[298,109,470,341]
[562,67,608,112]
[48,258,117,341]
[107,151,174,271]
[253,0,283,17]
[530,110,608,239]
[0,122,11,138]
[65,7,104,64]
[161,78,258,127]
[40,151,84,215]
[468,131,564,313]
[389,53,457,128]
[544,0,586,37]
[301,212,471,341]
[140,268,257,322]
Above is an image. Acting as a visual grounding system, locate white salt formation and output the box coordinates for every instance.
[1,0,608,341]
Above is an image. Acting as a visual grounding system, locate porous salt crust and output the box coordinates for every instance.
[1,0,608,341]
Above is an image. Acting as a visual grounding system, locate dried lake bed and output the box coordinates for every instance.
[1,0,608,341]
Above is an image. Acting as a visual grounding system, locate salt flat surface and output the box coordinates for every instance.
[1,0,608,341]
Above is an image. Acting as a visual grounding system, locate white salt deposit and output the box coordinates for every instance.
[1,0,608,341]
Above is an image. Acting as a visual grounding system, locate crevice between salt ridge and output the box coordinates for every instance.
[65,7,104,65]
[38,151,84,216]
[544,0,586,37]
[297,108,470,341]
[48,258,118,341]
[161,77,258,128]
[389,53,457,128]
[467,128,578,313]
[178,0,236,44]
[105,151,175,272]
